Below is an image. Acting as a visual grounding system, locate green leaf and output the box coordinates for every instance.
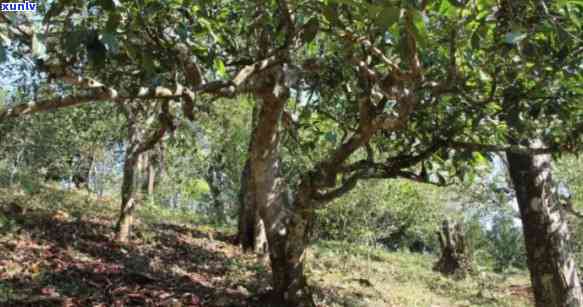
[473,152,487,165]
[330,0,358,6]
[439,0,457,17]
[471,23,488,49]
[323,4,340,25]
[412,11,428,47]
[471,31,480,49]
[214,58,227,78]
[558,0,583,7]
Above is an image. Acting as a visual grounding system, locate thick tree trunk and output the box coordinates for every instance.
[115,151,139,243]
[247,77,316,306]
[238,103,268,254]
[115,112,142,243]
[261,182,316,307]
[237,160,268,254]
[507,147,583,307]
[433,219,471,278]
[114,102,171,242]
[502,85,583,306]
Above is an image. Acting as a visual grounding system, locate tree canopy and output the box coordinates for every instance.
[1,0,582,306]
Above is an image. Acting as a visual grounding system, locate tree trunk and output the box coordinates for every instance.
[115,113,142,243]
[507,146,583,307]
[433,219,471,278]
[139,152,148,191]
[147,157,156,196]
[237,160,268,254]
[157,143,166,181]
[502,83,583,306]
[238,102,269,254]
[147,143,164,196]
[260,181,316,307]
[207,163,226,224]
[115,150,140,243]
[114,101,172,242]
[138,151,156,197]
[247,77,316,306]
[72,152,93,190]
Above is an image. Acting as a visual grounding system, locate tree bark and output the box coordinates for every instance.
[147,160,156,196]
[237,159,268,254]
[72,152,94,190]
[502,82,583,306]
[433,219,471,278]
[507,147,583,307]
[261,181,316,307]
[114,101,172,242]
[238,102,269,254]
[115,112,141,243]
[245,73,316,306]
[114,150,140,243]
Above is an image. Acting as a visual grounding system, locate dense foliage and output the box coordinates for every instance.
[1,0,581,305]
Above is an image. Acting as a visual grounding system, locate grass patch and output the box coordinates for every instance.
[309,241,532,307]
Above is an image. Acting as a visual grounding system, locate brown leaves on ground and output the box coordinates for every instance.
[0,202,270,307]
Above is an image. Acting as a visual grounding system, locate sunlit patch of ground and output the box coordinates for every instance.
[308,241,532,307]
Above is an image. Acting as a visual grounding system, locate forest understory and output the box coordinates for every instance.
[0,186,532,307]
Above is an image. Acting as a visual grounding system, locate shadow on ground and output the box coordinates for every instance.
[0,203,269,306]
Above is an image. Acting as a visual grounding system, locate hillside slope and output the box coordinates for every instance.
[0,186,532,306]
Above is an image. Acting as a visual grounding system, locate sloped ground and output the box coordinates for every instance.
[307,242,532,307]
[0,186,532,306]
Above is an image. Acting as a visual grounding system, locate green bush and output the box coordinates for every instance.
[313,180,443,252]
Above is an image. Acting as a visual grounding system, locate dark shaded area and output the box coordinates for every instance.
[376,233,434,254]
[0,205,262,306]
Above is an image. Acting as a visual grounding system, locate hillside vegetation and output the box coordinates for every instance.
[0,186,532,307]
